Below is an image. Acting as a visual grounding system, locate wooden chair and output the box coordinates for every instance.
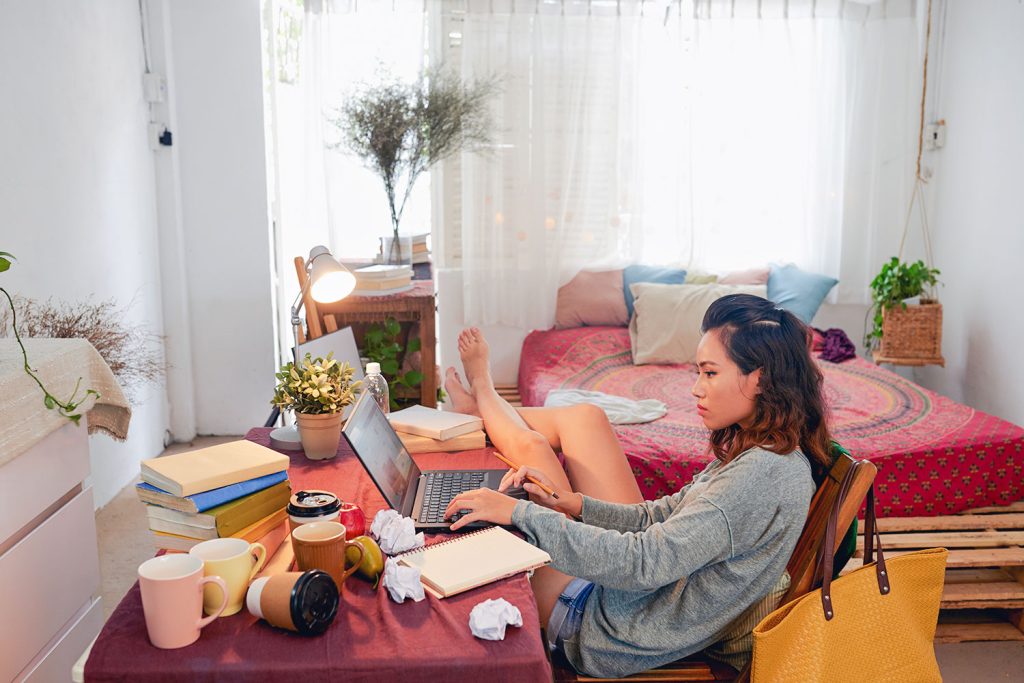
[554,452,878,683]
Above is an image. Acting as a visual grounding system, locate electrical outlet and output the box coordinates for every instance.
[924,120,946,150]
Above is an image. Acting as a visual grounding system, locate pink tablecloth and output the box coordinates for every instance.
[85,429,551,683]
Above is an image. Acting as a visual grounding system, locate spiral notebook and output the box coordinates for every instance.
[397,526,551,599]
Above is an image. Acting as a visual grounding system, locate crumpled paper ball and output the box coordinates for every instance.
[370,509,425,555]
[382,558,426,603]
[469,598,523,640]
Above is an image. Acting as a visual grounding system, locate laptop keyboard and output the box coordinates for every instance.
[418,471,486,524]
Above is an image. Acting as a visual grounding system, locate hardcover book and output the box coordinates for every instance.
[135,470,289,513]
[388,405,483,441]
[140,440,289,497]
[145,480,292,538]
[151,508,289,553]
[398,430,486,454]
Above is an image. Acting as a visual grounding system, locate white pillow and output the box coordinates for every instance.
[629,283,768,365]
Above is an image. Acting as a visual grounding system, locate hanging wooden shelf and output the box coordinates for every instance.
[873,352,945,368]
[872,301,945,367]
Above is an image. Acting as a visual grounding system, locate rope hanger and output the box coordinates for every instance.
[897,0,935,270]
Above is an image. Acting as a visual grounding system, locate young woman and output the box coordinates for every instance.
[442,294,831,678]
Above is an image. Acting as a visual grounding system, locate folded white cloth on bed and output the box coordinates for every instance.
[543,389,667,424]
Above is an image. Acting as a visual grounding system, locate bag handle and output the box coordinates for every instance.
[817,465,891,621]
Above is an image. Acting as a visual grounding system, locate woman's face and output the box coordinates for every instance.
[692,329,761,431]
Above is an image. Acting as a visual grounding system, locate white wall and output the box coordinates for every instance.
[159,0,276,436]
[0,0,169,508]
[914,1,1024,425]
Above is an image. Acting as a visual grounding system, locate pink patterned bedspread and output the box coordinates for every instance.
[519,327,1024,517]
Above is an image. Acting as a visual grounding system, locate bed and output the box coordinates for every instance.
[518,326,1024,517]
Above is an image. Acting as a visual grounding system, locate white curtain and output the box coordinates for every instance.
[455,0,924,327]
[266,0,428,361]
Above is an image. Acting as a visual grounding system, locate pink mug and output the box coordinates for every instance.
[138,554,228,649]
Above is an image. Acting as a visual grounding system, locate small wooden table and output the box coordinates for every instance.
[298,270,437,407]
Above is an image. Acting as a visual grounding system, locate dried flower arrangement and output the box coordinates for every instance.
[329,66,499,263]
[0,293,165,404]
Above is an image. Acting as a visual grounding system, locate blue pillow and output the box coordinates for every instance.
[767,264,838,324]
[623,265,687,319]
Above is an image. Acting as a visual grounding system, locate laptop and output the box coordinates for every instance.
[341,391,525,531]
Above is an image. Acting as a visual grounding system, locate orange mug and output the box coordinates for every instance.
[138,554,228,649]
[291,521,364,591]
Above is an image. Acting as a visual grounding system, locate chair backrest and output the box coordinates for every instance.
[782,453,877,603]
[731,453,876,683]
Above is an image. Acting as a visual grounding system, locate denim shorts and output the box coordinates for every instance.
[546,578,596,656]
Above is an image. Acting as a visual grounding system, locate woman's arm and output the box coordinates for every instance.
[577,487,690,533]
[512,496,733,591]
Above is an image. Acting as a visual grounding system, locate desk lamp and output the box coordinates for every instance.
[270,245,357,450]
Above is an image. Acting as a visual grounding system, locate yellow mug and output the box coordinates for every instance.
[189,538,267,616]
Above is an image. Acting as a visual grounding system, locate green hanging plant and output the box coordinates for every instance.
[0,251,99,424]
[864,257,942,348]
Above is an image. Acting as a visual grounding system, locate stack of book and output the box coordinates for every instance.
[410,233,430,265]
[137,440,291,553]
[352,264,414,296]
[388,404,486,454]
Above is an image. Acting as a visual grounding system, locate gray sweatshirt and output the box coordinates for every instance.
[511,447,814,678]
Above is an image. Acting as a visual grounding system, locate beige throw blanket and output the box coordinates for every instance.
[0,338,131,467]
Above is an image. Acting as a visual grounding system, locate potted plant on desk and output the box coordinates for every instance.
[271,353,361,460]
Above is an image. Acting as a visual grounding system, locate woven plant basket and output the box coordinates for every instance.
[876,301,944,365]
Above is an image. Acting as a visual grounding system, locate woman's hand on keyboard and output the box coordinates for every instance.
[444,488,519,531]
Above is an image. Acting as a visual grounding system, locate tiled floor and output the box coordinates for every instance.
[95,437,1024,680]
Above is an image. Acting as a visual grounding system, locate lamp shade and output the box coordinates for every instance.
[307,246,356,303]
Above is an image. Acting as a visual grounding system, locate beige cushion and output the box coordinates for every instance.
[704,570,791,671]
[628,283,768,365]
[555,269,629,329]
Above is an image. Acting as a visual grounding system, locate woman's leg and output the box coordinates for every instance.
[456,328,642,628]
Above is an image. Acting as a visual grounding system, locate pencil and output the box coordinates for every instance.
[493,451,560,499]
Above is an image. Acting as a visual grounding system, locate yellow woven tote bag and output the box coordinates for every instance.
[751,481,947,683]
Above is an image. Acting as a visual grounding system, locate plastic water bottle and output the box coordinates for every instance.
[364,362,390,416]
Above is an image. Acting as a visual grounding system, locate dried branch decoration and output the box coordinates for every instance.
[0,295,165,404]
[328,66,500,261]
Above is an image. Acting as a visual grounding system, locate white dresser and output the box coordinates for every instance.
[0,339,130,682]
[0,421,104,682]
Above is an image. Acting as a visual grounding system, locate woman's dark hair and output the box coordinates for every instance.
[701,294,834,474]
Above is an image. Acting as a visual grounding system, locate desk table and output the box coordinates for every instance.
[83,429,551,683]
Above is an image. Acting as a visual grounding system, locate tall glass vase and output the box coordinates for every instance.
[379,235,413,266]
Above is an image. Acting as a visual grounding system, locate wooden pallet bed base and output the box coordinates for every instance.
[844,500,1024,643]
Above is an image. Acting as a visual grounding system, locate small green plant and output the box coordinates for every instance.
[271,352,361,415]
[0,251,99,424]
[362,317,423,410]
[865,257,941,348]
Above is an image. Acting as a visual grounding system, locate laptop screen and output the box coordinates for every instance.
[342,392,421,511]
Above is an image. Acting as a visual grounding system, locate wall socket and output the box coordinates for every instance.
[924,120,947,150]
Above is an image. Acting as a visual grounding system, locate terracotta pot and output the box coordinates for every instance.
[295,413,343,460]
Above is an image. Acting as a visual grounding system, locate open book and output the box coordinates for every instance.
[397,526,551,599]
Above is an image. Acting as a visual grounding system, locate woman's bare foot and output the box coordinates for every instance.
[458,328,493,391]
[444,367,480,416]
